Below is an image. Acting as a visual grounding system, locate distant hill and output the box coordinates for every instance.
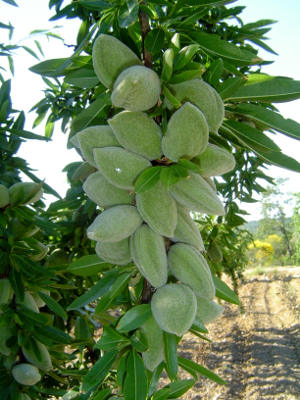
[244,220,260,234]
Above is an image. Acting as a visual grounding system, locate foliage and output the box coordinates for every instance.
[1,1,300,399]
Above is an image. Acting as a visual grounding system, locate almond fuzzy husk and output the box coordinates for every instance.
[168,243,215,300]
[76,125,120,167]
[169,171,225,215]
[95,238,131,266]
[136,181,177,238]
[108,111,162,160]
[92,34,142,88]
[87,205,142,242]
[168,79,224,134]
[130,224,168,288]
[151,283,197,336]
[162,102,209,161]
[194,295,224,324]
[170,205,205,252]
[141,315,165,371]
[111,65,161,112]
[193,143,236,177]
[94,146,151,190]
[83,171,134,208]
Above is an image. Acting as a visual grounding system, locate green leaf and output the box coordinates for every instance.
[82,351,117,392]
[189,31,260,65]
[67,271,117,310]
[130,330,148,352]
[224,120,280,152]
[178,159,202,174]
[70,91,111,135]
[7,128,50,141]
[161,48,174,82]
[34,325,71,344]
[116,304,151,332]
[163,85,181,108]
[178,356,227,385]
[163,332,178,381]
[38,291,67,319]
[124,351,148,400]
[170,68,204,84]
[29,58,70,77]
[227,74,300,102]
[91,388,111,400]
[212,275,240,305]
[205,58,223,87]
[67,255,109,276]
[145,28,165,55]
[134,166,161,194]
[118,1,139,28]
[95,326,130,351]
[95,272,132,313]
[233,103,300,140]
[165,379,196,398]
[174,44,199,71]
[255,148,300,173]
[159,166,180,188]
[219,76,246,99]
[2,0,18,6]
[65,68,99,88]
[77,0,111,11]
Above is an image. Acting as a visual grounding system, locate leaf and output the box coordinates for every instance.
[163,332,178,381]
[38,291,67,319]
[77,0,111,10]
[95,326,130,351]
[7,128,50,141]
[227,73,300,102]
[134,166,162,194]
[178,159,202,174]
[70,92,111,135]
[118,1,139,28]
[212,275,240,305]
[178,357,227,385]
[163,85,181,108]
[189,31,259,65]
[165,379,196,398]
[124,351,148,400]
[82,351,117,392]
[219,76,246,99]
[224,120,280,152]
[159,166,180,188]
[29,58,69,77]
[161,48,174,82]
[95,272,132,313]
[145,28,165,55]
[174,45,199,71]
[34,325,71,344]
[205,58,223,87]
[116,304,151,332]
[65,68,99,88]
[92,388,112,400]
[233,103,300,140]
[255,148,300,173]
[67,255,109,276]
[2,0,18,6]
[130,330,148,352]
[67,271,117,310]
[169,68,204,84]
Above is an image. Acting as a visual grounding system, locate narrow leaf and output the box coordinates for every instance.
[116,304,151,332]
[134,166,161,194]
[124,351,148,400]
[38,291,67,319]
[212,275,240,305]
[82,351,117,392]
[67,255,109,276]
[163,332,178,381]
[178,356,226,385]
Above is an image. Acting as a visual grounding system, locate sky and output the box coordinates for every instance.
[1,0,300,221]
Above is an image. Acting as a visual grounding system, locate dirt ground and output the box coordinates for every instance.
[177,266,300,400]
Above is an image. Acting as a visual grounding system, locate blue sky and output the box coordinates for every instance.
[2,0,300,220]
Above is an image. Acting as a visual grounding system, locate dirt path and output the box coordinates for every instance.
[178,267,300,400]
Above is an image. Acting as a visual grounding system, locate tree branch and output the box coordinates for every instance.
[139,8,152,67]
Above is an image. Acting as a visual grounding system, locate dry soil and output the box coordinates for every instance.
[177,266,300,400]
